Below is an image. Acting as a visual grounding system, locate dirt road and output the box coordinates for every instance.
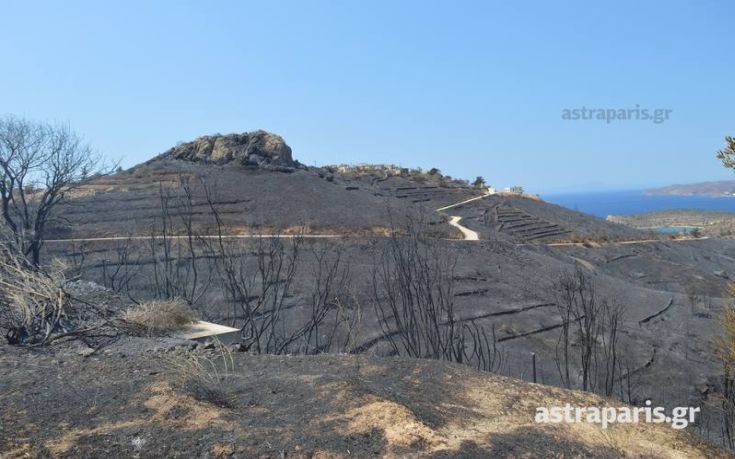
[448,216,480,241]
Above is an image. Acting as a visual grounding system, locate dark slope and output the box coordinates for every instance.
[51,158,454,239]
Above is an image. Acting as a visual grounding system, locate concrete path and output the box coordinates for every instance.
[448,216,480,241]
[175,320,241,343]
[435,192,490,212]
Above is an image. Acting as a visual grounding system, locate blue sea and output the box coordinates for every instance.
[543,190,735,219]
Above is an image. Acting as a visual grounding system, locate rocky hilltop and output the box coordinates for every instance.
[165,130,298,169]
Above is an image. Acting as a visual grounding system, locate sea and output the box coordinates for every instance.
[543,190,735,219]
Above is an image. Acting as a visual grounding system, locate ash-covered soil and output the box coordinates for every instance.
[0,342,725,458]
[41,236,735,437]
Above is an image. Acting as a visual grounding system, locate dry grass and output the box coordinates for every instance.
[123,299,197,336]
[596,424,634,456]
[718,291,735,383]
[324,393,446,451]
[2,351,728,457]
[163,340,236,407]
[715,282,735,376]
[712,282,735,449]
[0,244,68,344]
[43,380,237,456]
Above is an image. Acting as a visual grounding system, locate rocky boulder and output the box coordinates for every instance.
[167,130,295,168]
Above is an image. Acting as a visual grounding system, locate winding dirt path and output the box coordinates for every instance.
[436,192,490,241]
[448,216,479,241]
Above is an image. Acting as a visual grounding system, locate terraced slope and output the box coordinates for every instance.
[341,173,481,209]
[504,194,645,241]
[49,158,455,239]
[494,204,571,242]
[446,195,647,243]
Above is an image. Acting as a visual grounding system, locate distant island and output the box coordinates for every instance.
[645,179,735,196]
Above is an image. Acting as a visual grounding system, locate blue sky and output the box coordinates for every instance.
[1,1,733,193]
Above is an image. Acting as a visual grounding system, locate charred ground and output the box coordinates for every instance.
[4,130,733,457]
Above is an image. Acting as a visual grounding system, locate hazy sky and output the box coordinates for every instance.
[2,1,733,193]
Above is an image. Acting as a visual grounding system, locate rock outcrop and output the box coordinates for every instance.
[166,130,296,168]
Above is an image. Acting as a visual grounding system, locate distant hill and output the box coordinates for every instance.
[645,180,735,196]
[51,131,476,239]
[50,130,644,243]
